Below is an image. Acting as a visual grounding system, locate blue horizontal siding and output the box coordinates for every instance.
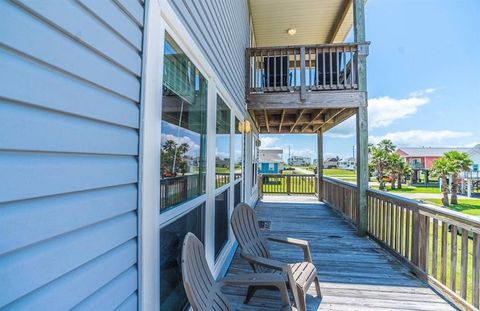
[0,1,140,101]
[116,292,138,311]
[3,240,137,310]
[0,212,137,307]
[0,184,138,255]
[16,0,142,76]
[0,0,143,309]
[78,0,143,50]
[0,152,138,203]
[0,47,139,128]
[0,99,139,155]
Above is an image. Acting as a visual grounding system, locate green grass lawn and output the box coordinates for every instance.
[371,185,441,194]
[323,168,357,182]
[420,198,480,216]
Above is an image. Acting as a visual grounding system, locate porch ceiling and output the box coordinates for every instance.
[249,0,354,46]
[249,107,356,134]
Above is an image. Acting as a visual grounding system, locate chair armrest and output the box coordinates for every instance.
[240,252,288,272]
[267,236,313,262]
[219,273,291,308]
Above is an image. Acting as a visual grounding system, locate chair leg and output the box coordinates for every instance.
[314,276,322,298]
[244,285,258,304]
[298,287,307,311]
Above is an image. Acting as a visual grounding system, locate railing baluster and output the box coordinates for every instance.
[336,48,340,88]
[441,221,448,284]
[399,205,404,256]
[322,48,326,89]
[473,232,480,308]
[405,209,411,260]
[460,228,469,300]
[450,225,458,291]
[432,219,439,278]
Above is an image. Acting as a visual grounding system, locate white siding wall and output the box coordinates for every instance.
[0,0,144,309]
[168,0,250,113]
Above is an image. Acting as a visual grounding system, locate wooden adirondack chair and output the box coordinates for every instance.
[181,232,296,311]
[231,203,322,311]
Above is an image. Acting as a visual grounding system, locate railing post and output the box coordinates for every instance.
[317,129,324,201]
[258,174,263,199]
[300,46,306,102]
[354,0,368,237]
[286,175,291,195]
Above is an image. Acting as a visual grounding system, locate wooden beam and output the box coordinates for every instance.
[313,108,344,132]
[279,109,285,133]
[354,0,368,237]
[247,91,366,110]
[322,108,357,133]
[328,0,352,43]
[317,129,324,201]
[264,109,270,133]
[290,109,305,133]
[301,109,325,133]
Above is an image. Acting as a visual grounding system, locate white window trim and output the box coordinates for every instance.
[139,1,252,310]
[138,1,164,310]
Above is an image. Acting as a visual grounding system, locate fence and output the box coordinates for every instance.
[322,176,480,309]
[260,174,317,195]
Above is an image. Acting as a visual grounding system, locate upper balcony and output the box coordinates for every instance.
[246,1,369,134]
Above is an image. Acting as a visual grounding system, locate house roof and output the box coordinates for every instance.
[396,147,471,157]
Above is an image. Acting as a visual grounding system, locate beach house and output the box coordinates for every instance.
[1,1,478,310]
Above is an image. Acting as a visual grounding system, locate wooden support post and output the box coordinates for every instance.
[317,129,323,201]
[354,0,368,236]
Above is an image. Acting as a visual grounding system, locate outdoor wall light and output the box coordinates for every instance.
[287,28,296,36]
[244,120,251,133]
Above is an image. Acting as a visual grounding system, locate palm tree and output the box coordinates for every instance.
[431,157,455,206]
[444,151,473,204]
[369,139,396,191]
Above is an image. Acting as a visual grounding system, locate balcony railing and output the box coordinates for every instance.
[259,174,317,195]
[323,176,480,310]
[246,43,364,96]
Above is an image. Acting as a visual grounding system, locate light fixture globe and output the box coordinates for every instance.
[287,28,296,36]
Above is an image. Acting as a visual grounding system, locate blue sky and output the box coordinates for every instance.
[260,0,480,161]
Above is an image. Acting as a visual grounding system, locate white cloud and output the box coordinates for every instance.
[369,130,472,146]
[260,136,279,148]
[326,89,433,138]
[369,95,430,129]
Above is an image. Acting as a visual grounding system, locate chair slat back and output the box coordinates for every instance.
[231,203,271,272]
[182,233,232,311]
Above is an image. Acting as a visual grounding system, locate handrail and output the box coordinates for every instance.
[323,176,357,190]
[322,178,480,310]
[246,42,369,96]
[368,188,480,233]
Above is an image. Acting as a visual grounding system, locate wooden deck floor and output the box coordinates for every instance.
[223,198,456,311]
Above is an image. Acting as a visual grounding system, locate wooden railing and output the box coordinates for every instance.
[260,174,316,195]
[246,43,364,95]
[323,177,358,225]
[160,174,204,212]
[322,176,480,309]
[368,190,480,310]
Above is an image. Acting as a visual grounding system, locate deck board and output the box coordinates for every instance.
[223,198,456,310]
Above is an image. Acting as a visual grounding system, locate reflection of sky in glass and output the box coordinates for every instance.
[234,136,242,162]
[161,120,201,158]
[216,135,230,160]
